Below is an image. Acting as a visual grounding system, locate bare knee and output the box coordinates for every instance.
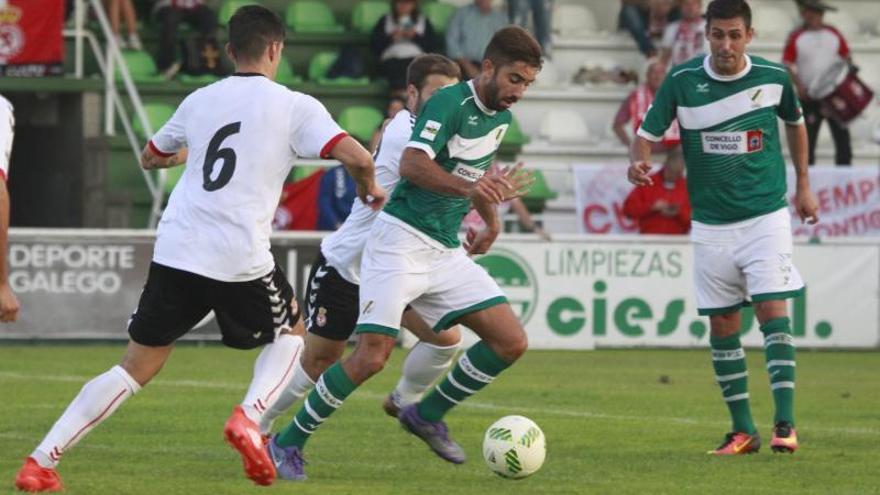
[434,325,462,348]
[119,340,173,386]
[709,312,741,338]
[342,334,395,384]
[487,329,528,363]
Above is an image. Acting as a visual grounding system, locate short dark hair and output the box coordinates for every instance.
[706,0,752,30]
[406,54,461,91]
[483,26,543,70]
[228,5,286,63]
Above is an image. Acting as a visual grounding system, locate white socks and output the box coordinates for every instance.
[241,334,305,426]
[33,365,140,468]
[392,341,460,407]
[258,354,316,434]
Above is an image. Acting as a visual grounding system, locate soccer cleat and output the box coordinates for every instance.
[267,435,307,481]
[708,431,761,455]
[224,406,276,486]
[382,392,402,418]
[14,457,63,493]
[771,422,798,453]
[398,404,466,464]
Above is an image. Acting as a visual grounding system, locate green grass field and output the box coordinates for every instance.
[1,345,878,495]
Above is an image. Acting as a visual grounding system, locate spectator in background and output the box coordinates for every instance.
[660,0,706,67]
[0,94,20,323]
[461,163,552,240]
[613,58,680,152]
[446,0,509,79]
[623,147,690,234]
[619,0,679,58]
[508,0,553,59]
[106,0,143,50]
[371,0,438,96]
[782,0,852,165]
[369,96,407,152]
[153,0,218,79]
[317,165,357,231]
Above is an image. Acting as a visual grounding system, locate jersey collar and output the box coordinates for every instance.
[703,54,752,82]
[467,80,496,116]
[232,72,266,77]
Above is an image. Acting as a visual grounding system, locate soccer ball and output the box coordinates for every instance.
[482,415,546,479]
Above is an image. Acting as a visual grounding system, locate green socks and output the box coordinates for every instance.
[710,333,757,434]
[761,317,796,426]
[417,340,510,422]
[275,362,356,449]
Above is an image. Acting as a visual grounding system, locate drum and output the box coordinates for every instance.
[808,60,875,123]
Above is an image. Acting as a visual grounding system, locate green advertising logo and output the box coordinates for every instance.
[475,248,538,326]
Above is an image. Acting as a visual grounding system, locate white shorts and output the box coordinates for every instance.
[691,208,804,316]
[354,214,507,337]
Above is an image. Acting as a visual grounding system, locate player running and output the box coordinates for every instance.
[628,0,819,455]
[267,26,542,480]
[13,6,384,492]
[255,54,466,439]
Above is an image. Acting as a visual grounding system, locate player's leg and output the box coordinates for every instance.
[213,265,306,485]
[692,228,759,455]
[383,311,461,417]
[398,253,514,464]
[742,209,804,453]
[15,263,207,492]
[258,252,359,434]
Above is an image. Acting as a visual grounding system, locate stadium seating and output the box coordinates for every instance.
[115,50,163,83]
[552,4,599,38]
[131,103,174,140]
[532,58,561,88]
[338,105,384,144]
[750,3,795,40]
[520,169,557,213]
[218,0,261,26]
[285,1,345,33]
[307,51,370,85]
[538,109,589,144]
[351,1,390,34]
[275,58,304,85]
[502,116,530,147]
[423,2,457,33]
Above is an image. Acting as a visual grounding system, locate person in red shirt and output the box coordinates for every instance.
[622,147,690,234]
[782,0,852,165]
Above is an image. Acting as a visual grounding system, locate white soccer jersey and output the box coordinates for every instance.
[321,109,415,284]
[150,74,345,282]
[0,95,14,181]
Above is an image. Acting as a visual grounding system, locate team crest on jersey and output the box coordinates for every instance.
[316,307,327,327]
[420,120,442,141]
[749,88,763,108]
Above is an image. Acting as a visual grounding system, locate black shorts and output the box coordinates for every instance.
[304,252,360,341]
[128,262,301,350]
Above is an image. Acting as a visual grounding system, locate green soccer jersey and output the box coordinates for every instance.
[384,80,511,247]
[639,54,804,224]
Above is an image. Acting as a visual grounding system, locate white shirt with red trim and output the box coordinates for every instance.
[782,25,850,92]
[0,95,13,182]
[149,74,345,282]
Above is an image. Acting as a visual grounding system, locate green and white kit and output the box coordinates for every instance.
[639,55,806,314]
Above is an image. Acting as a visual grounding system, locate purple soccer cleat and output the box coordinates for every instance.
[267,435,307,481]
[397,404,466,464]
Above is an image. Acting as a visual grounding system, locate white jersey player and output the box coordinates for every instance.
[0,94,20,323]
[256,55,465,437]
[14,6,385,492]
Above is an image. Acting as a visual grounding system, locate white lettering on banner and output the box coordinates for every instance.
[8,244,136,295]
[452,163,485,182]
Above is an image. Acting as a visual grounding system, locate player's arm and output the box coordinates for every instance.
[399,148,519,204]
[326,135,386,211]
[779,72,819,224]
[140,144,187,170]
[142,98,189,170]
[463,194,501,255]
[628,74,676,186]
[0,104,19,322]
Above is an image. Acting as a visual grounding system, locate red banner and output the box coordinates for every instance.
[0,0,64,77]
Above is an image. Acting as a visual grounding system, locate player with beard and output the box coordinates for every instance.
[267,26,542,480]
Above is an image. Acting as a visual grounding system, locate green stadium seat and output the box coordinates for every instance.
[178,73,222,85]
[351,1,390,33]
[275,58,304,85]
[218,0,262,26]
[115,50,163,83]
[502,116,530,146]
[285,1,344,33]
[521,169,557,213]
[307,51,370,85]
[131,103,175,140]
[423,2,456,33]
[338,105,384,144]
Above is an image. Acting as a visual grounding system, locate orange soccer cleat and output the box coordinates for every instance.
[224,406,276,486]
[14,457,63,493]
[770,422,798,453]
[708,431,761,455]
